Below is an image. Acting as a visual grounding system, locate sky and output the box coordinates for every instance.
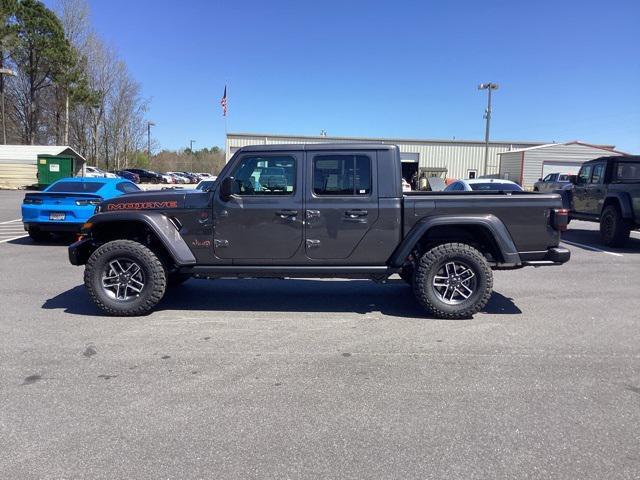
[47,0,640,153]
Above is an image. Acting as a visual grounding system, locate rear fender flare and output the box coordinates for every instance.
[388,214,521,267]
[87,211,196,266]
[602,193,633,219]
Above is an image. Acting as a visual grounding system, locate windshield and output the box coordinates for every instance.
[47,181,105,193]
[469,183,522,191]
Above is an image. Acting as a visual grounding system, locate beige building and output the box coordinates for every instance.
[498,141,623,190]
[0,145,86,189]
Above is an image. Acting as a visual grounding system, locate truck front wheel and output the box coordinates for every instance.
[413,243,493,319]
[84,239,167,316]
[599,205,630,247]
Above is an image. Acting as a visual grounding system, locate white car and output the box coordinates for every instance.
[444,178,523,192]
[84,166,118,178]
[166,172,190,184]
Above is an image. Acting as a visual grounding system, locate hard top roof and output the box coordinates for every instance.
[237,143,399,153]
[583,155,640,164]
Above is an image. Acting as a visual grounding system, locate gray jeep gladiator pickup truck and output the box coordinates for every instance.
[69,143,570,319]
[566,155,640,246]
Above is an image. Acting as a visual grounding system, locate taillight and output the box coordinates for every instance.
[551,208,569,231]
[23,197,43,205]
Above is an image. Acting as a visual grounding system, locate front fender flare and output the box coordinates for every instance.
[388,214,521,267]
[85,211,196,266]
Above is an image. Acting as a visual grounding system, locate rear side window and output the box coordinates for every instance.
[47,181,104,193]
[116,182,140,193]
[313,155,371,196]
[614,162,640,182]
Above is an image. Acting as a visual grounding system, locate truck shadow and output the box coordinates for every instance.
[43,279,521,319]
[562,226,640,254]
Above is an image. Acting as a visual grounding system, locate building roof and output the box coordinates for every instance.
[496,141,623,155]
[228,132,547,147]
[0,145,86,164]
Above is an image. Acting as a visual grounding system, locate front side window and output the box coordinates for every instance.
[313,155,371,196]
[231,155,296,195]
[614,162,640,182]
[577,165,592,185]
[543,174,554,182]
[590,164,605,184]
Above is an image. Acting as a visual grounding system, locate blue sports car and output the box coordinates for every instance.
[22,177,140,241]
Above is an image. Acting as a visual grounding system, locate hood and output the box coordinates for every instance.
[100,190,188,212]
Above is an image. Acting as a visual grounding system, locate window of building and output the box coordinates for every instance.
[230,155,296,195]
[467,170,478,179]
[313,155,371,196]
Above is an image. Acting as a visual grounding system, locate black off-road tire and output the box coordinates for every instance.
[413,243,493,319]
[599,205,630,247]
[28,227,50,242]
[84,240,167,316]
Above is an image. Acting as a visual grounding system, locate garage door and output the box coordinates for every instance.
[542,161,583,178]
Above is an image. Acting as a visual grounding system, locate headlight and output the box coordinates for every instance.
[75,199,102,206]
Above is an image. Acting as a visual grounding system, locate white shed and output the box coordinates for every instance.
[0,145,86,189]
[498,141,625,190]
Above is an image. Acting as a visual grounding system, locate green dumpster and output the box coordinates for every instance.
[37,155,75,187]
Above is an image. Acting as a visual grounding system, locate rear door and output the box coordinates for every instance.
[213,152,303,259]
[304,150,378,259]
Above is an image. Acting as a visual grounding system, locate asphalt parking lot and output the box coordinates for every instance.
[0,189,638,479]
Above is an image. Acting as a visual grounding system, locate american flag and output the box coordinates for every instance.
[220,86,227,116]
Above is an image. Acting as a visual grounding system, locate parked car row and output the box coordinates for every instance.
[83,166,216,185]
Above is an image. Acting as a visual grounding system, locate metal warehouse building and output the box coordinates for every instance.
[498,141,623,190]
[0,145,86,189]
[226,132,544,182]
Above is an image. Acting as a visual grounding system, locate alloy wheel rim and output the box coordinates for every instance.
[101,258,145,301]
[432,261,476,305]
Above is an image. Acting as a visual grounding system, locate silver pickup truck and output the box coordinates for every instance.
[69,143,570,319]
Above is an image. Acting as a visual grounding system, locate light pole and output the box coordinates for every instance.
[147,121,155,163]
[0,68,17,145]
[189,139,196,152]
[478,82,499,176]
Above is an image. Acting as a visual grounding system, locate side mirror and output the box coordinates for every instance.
[220,176,234,201]
[538,178,542,182]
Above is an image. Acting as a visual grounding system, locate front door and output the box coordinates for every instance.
[305,151,379,259]
[573,164,592,214]
[213,152,303,259]
[585,162,605,215]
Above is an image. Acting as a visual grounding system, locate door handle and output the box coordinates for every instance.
[344,209,368,218]
[275,209,298,218]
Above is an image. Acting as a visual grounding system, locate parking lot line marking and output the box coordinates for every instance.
[561,239,624,257]
[0,234,27,243]
[0,218,21,224]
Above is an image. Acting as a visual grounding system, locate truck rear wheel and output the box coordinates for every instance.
[84,239,167,316]
[600,205,630,247]
[413,243,493,319]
